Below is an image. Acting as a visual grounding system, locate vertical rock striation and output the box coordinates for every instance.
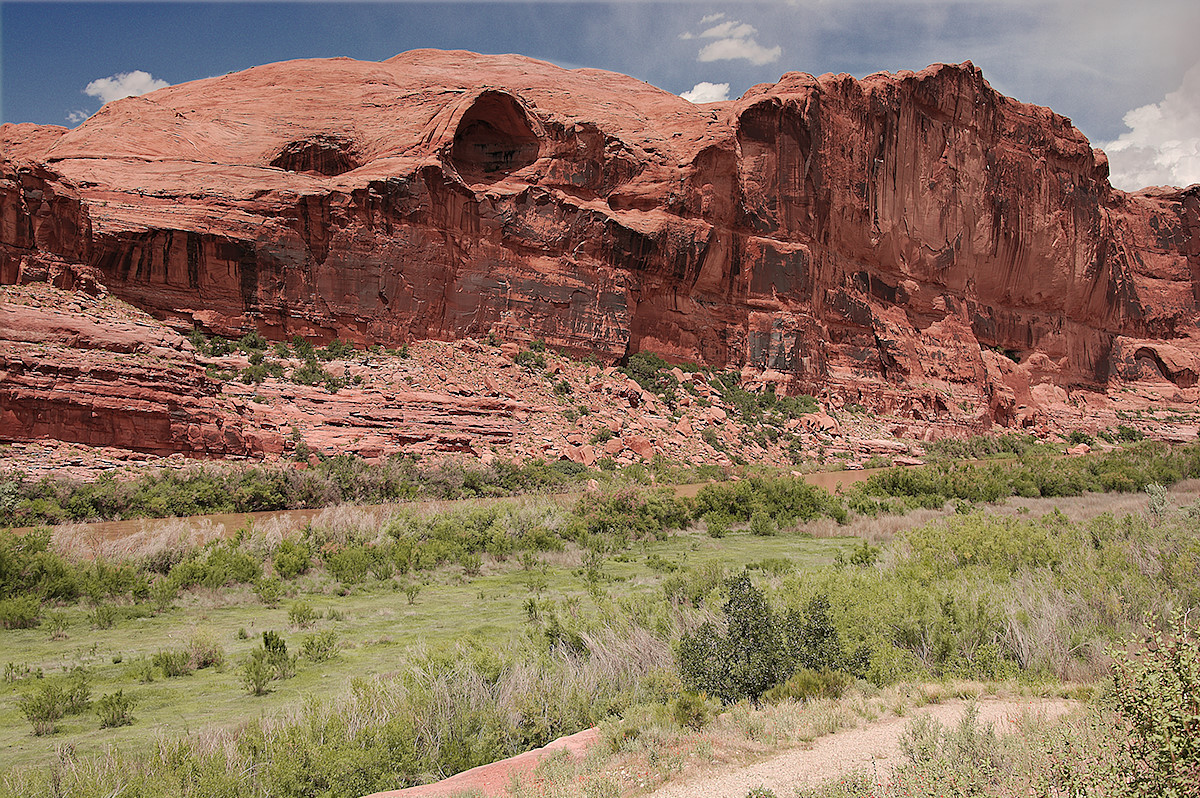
[1,50,1197,454]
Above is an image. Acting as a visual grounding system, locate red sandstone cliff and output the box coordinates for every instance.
[1,51,1198,456]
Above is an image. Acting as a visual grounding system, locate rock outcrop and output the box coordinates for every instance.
[2,50,1199,456]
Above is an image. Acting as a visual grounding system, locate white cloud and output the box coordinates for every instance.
[1100,61,1200,191]
[700,20,759,40]
[680,82,731,103]
[698,38,782,66]
[83,70,169,104]
[66,110,90,125]
[681,16,781,66]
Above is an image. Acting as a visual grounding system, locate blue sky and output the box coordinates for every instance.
[3,1,1198,189]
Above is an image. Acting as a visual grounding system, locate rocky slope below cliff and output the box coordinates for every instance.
[2,50,1198,460]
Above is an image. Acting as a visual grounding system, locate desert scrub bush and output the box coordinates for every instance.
[704,512,731,538]
[153,649,193,678]
[678,576,864,704]
[89,602,118,629]
[671,692,714,731]
[0,595,41,629]
[324,544,371,585]
[1109,611,1200,795]
[187,631,225,669]
[763,667,852,704]
[168,540,261,589]
[95,689,136,728]
[514,349,546,371]
[241,655,273,696]
[301,630,339,662]
[288,599,317,629]
[693,475,847,527]
[571,487,690,545]
[241,632,298,695]
[272,538,312,579]
[18,682,65,735]
[748,510,778,536]
[255,576,284,606]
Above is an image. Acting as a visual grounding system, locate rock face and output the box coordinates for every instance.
[2,50,1199,454]
[0,292,266,457]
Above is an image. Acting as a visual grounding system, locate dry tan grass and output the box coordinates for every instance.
[805,507,948,543]
[51,516,229,561]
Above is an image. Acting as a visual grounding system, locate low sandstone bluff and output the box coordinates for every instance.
[2,50,1199,458]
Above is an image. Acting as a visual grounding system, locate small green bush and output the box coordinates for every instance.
[19,682,65,735]
[288,600,318,629]
[301,630,339,662]
[90,603,118,629]
[749,511,777,536]
[1110,612,1200,794]
[273,539,311,579]
[0,595,41,629]
[241,655,273,696]
[671,692,713,731]
[255,576,284,607]
[514,350,546,371]
[187,632,225,669]
[153,649,193,678]
[96,690,137,728]
[763,668,851,704]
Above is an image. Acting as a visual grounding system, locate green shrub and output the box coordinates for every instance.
[89,602,118,629]
[273,539,312,579]
[678,575,785,704]
[241,655,273,696]
[514,350,546,371]
[255,576,284,606]
[96,689,137,728]
[1110,612,1200,795]
[18,682,65,735]
[57,673,84,716]
[301,630,339,662]
[679,579,863,704]
[763,668,851,704]
[704,513,730,538]
[288,600,317,629]
[0,595,41,629]
[749,511,777,536]
[325,546,371,585]
[403,582,422,605]
[671,692,713,731]
[153,649,193,678]
[187,632,225,669]
[1116,425,1145,442]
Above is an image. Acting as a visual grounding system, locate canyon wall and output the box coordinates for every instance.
[2,50,1198,454]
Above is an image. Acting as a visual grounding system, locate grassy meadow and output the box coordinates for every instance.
[1,441,1198,796]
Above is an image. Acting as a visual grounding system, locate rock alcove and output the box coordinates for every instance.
[449,91,540,181]
[271,135,362,176]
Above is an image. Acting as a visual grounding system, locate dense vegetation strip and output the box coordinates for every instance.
[1,442,1199,795]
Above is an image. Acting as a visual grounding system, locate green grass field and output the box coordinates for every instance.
[0,514,855,770]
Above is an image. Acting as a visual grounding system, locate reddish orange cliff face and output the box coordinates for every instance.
[2,50,1198,456]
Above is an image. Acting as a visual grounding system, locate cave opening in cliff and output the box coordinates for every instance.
[271,135,362,176]
[450,91,540,180]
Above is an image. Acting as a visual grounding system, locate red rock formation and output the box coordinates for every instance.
[0,296,265,457]
[2,50,1198,450]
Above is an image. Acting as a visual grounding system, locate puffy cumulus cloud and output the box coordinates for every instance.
[680,82,731,104]
[83,70,169,104]
[66,110,90,125]
[1101,62,1200,191]
[680,15,781,66]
